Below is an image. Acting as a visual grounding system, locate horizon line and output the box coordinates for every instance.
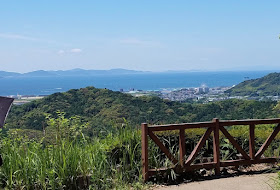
[1,68,280,74]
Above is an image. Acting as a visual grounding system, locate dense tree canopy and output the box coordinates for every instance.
[6,86,278,133]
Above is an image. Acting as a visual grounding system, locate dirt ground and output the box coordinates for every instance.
[154,173,278,190]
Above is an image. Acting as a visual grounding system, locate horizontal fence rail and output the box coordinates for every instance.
[141,118,280,181]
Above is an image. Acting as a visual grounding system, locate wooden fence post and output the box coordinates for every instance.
[249,124,255,159]
[179,129,186,167]
[212,118,220,175]
[141,123,149,182]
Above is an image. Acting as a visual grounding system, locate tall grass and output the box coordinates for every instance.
[1,114,280,189]
[0,113,145,189]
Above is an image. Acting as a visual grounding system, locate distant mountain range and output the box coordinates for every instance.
[0,68,148,77]
[0,71,21,77]
[0,68,225,78]
[2,69,279,78]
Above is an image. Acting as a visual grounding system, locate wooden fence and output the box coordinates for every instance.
[141,118,280,181]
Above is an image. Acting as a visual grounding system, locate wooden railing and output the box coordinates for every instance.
[141,118,280,181]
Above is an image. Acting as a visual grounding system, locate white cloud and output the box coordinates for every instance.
[57,50,65,55]
[57,49,82,55]
[70,48,82,53]
[0,33,38,41]
[0,33,71,47]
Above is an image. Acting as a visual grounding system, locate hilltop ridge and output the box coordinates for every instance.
[226,72,280,96]
[6,86,277,132]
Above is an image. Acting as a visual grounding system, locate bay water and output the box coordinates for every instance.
[0,71,276,96]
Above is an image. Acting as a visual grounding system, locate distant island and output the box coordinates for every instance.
[2,69,278,78]
[0,68,148,77]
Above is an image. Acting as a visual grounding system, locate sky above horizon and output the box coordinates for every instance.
[0,1,280,73]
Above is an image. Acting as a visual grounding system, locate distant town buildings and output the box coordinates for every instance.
[8,84,280,106]
[158,86,231,102]
[122,85,233,103]
[9,94,45,105]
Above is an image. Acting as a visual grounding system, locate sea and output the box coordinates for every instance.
[0,71,276,96]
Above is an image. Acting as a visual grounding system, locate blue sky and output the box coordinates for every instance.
[0,1,279,73]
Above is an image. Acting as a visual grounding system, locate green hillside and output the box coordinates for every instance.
[6,86,277,133]
[226,72,280,96]
[2,86,280,189]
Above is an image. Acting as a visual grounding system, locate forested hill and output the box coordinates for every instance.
[226,72,280,96]
[6,86,278,131]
